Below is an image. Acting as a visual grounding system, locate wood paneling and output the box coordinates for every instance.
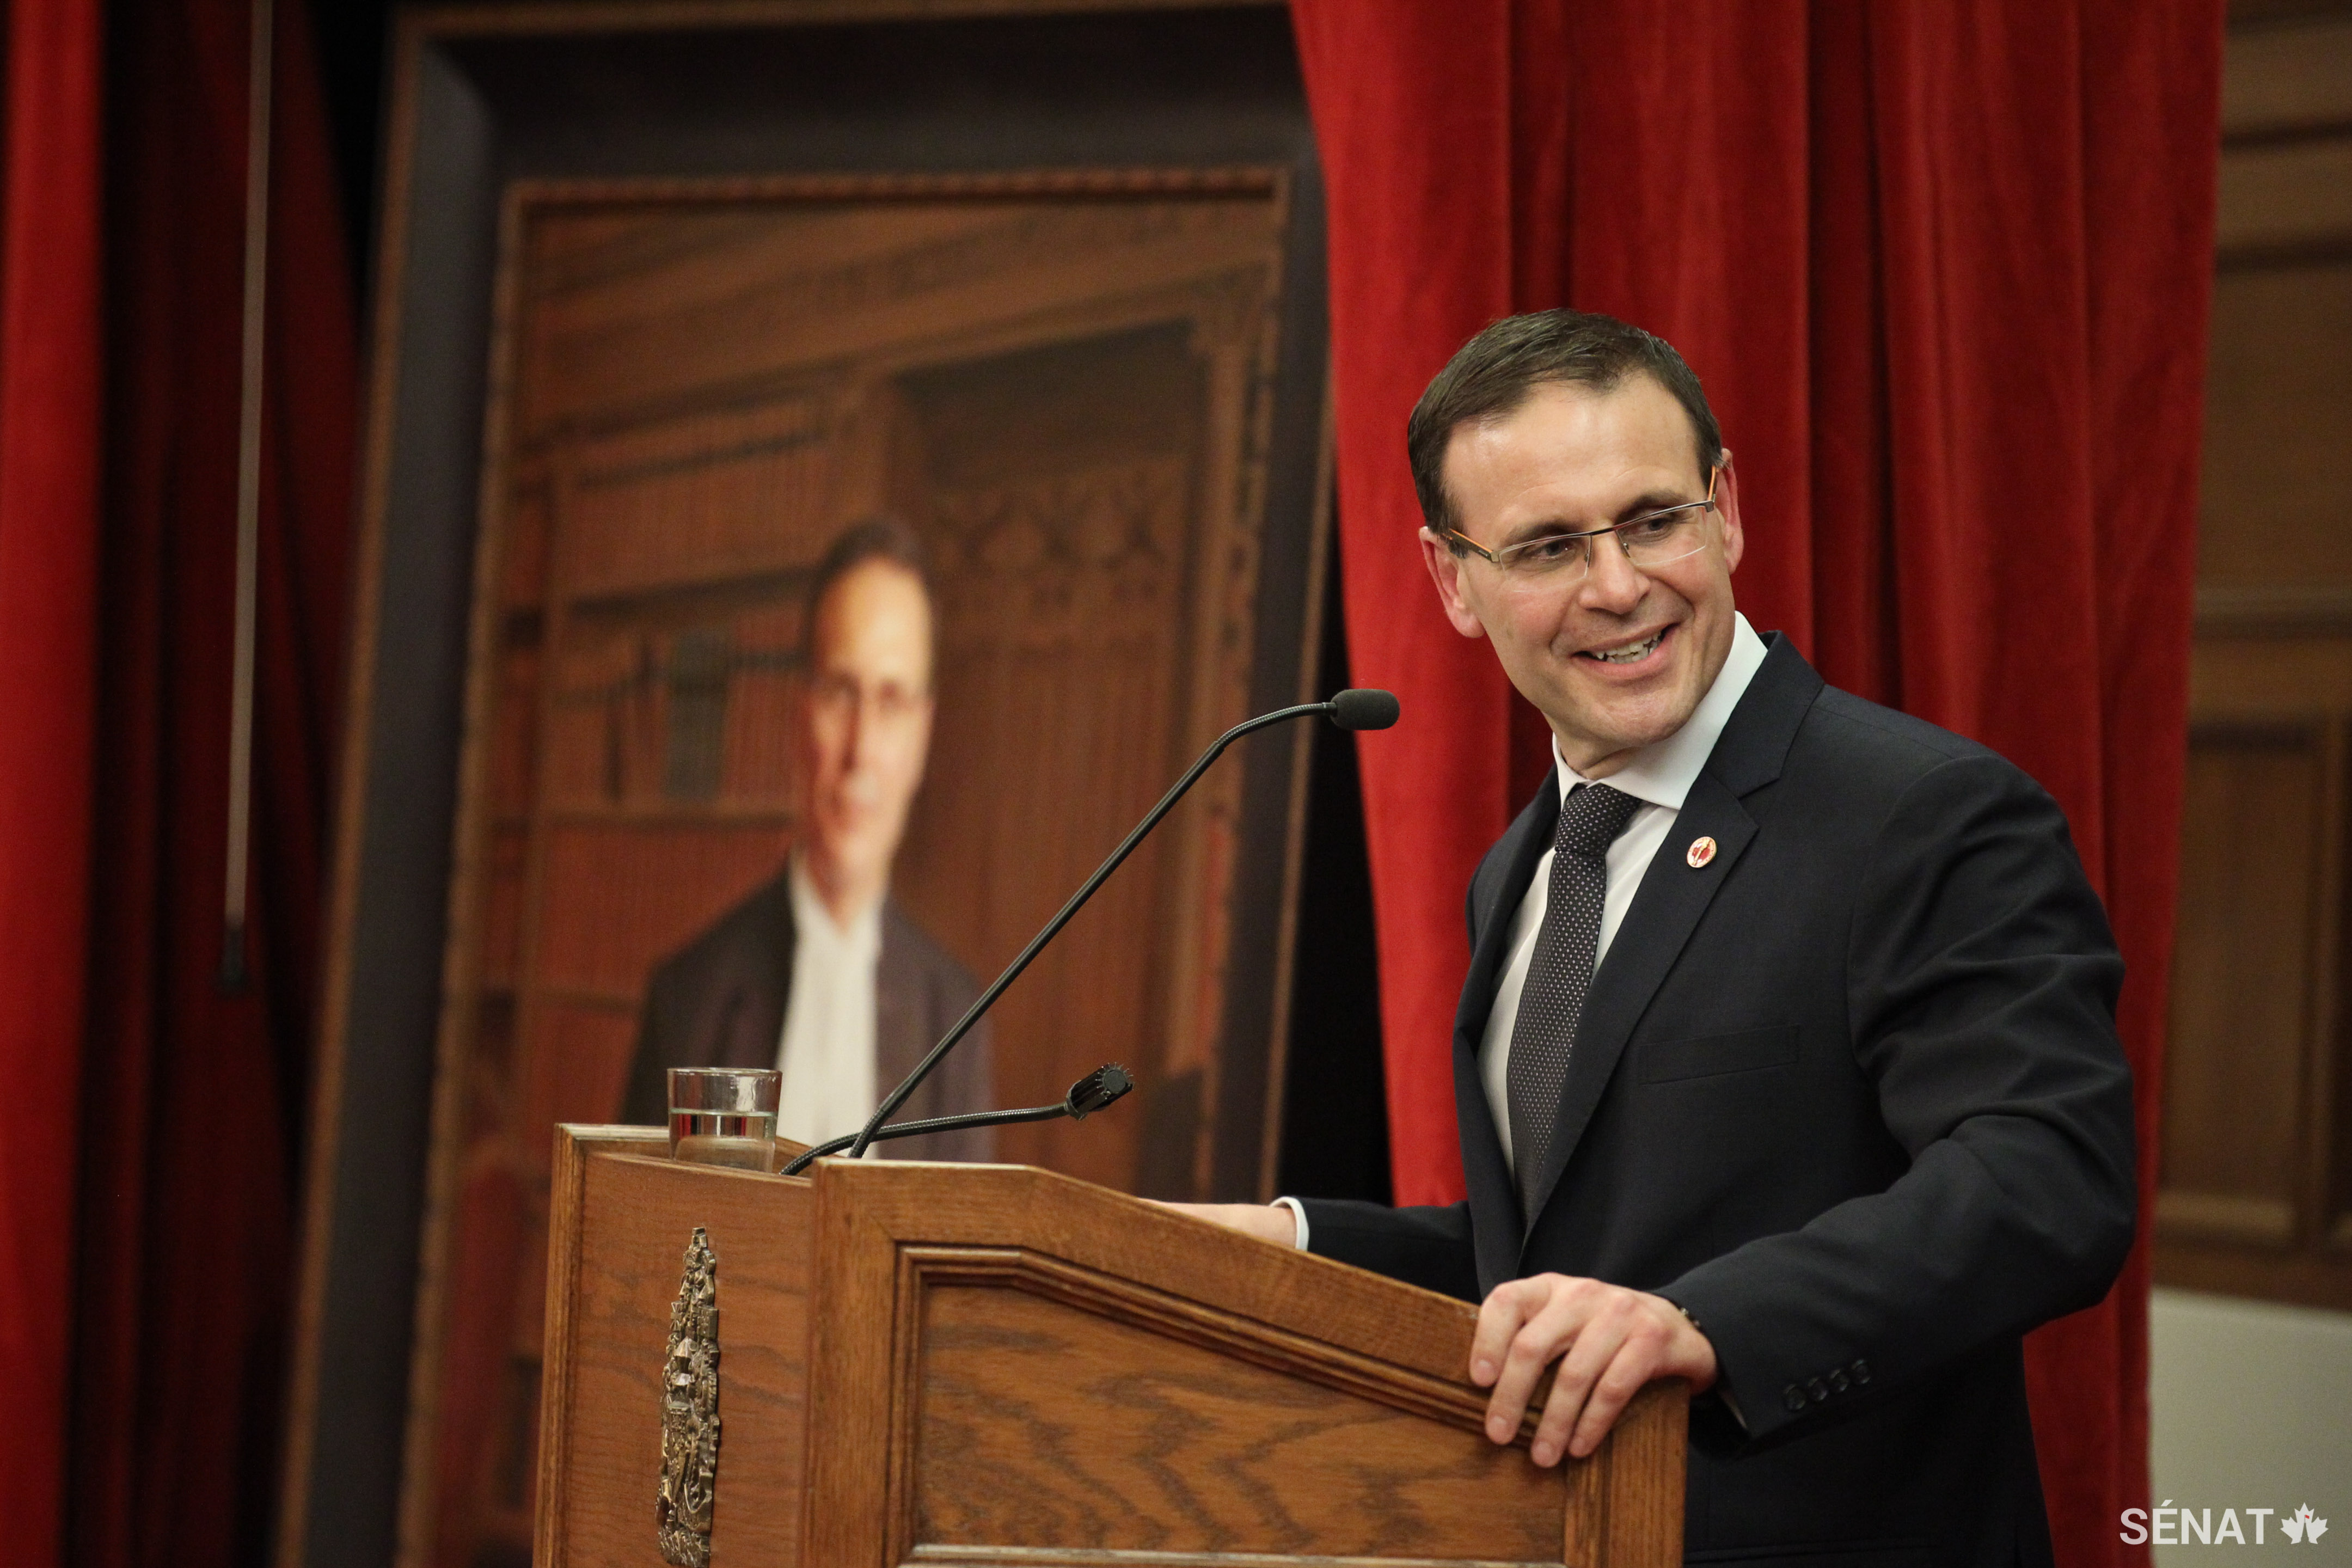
[2226,16,2352,135]
[2218,141,2352,255]
[2163,726,2326,1246]
[2165,656,2352,1303]
[2197,266,2352,585]
[2232,0,2352,30]
[2164,8,2352,1314]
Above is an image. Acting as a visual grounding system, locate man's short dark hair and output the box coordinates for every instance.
[1406,309,1724,539]
[801,514,934,660]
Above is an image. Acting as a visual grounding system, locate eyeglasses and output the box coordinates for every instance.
[1442,465,1722,583]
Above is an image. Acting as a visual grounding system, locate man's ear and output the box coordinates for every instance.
[1713,460,1745,575]
[1419,528,1490,638]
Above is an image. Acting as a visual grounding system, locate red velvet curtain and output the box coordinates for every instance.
[0,0,355,1562]
[71,0,356,1558]
[1288,4,2221,1565]
[0,1,105,1563]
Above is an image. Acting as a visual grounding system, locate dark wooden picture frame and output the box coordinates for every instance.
[277,7,1327,1568]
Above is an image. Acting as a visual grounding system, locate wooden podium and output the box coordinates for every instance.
[535,1126,1686,1568]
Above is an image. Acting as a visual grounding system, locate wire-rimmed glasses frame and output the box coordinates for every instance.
[1441,464,1723,583]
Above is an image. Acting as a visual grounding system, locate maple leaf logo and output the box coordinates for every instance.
[2283,1505,2328,1544]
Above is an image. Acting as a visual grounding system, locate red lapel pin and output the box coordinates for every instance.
[1686,836,1717,869]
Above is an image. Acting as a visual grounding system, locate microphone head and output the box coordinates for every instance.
[1327,688,1401,731]
[1064,1063,1135,1119]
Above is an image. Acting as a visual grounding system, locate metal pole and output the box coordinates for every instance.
[220,0,273,991]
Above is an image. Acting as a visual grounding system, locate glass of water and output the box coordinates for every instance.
[666,1067,781,1171]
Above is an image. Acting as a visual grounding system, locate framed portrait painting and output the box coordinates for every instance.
[279,8,1332,1568]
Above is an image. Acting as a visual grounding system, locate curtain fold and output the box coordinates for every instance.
[1289,4,2221,1565]
[65,1,357,1565]
[0,1,106,1563]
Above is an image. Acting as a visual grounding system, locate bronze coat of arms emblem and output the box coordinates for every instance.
[657,1227,721,1567]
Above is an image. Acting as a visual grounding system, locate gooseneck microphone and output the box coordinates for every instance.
[1327,687,1401,731]
[816,689,1400,1167]
[781,1064,1132,1175]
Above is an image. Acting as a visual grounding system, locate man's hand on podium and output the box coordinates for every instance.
[1472,1275,1718,1467]
[1156,1207,1713,1469]
[1155,1200,1299,1248]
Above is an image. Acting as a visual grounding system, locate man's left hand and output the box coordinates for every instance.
[1470,1273,1718,1466]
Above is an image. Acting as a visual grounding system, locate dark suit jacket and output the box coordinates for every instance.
[1299,635,2135,1568]
[621,873,997,1162]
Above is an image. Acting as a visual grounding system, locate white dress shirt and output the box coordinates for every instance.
[1479,614,1767,1172]
[774,855,884,1152]
[1281,613,1768,1250]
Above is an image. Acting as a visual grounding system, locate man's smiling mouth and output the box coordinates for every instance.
[1579,628,1668,664]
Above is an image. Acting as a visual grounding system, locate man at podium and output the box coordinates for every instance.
[1181,311,2133,1568]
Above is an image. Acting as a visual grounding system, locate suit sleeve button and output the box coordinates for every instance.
[1851,1358,1871,1385]
[1806,1377,1829,1403]
[1828,1368,1849,1394]
[1783,1385,1807,1413]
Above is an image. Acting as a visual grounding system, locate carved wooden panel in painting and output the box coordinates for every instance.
[428,174,1297,1568]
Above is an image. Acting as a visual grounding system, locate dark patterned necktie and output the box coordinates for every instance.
[1506,781,1642,1221]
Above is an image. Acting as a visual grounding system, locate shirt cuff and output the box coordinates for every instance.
[1271,1195,1311,1251]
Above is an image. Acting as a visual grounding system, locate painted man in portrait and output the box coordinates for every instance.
[621,516,995,1157]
